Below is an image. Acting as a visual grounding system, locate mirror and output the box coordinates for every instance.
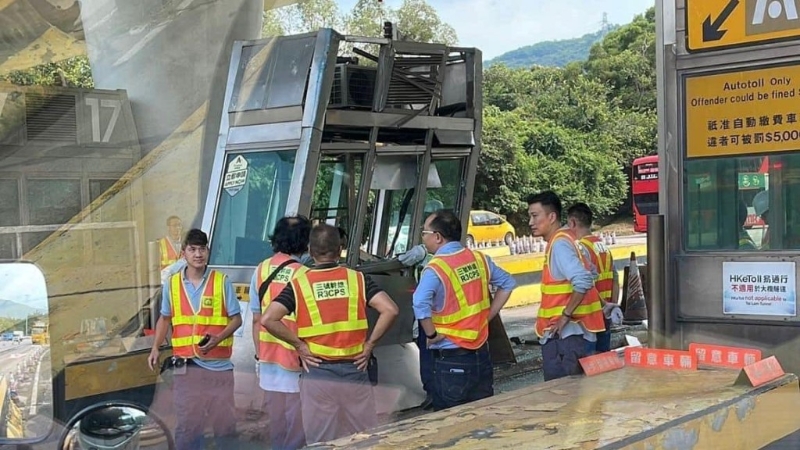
[60,404,173,450]
[0,262,52,440]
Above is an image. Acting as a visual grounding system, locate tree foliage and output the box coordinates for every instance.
[479,7,656,230]
[488,28,617,69]
[263,0,457,45]
[0,56,94,89]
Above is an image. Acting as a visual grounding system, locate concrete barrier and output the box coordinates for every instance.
[477,244,648,308]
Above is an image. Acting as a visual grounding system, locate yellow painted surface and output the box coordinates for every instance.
[0,27,86,74]
[504,269,626,308]
[494,244,647,276]
[686,64,800,158]
[64,351,168,401]
[625,380,800,450]
[498,244,646,308]
[321,368,800,449]
[686,0,800,51]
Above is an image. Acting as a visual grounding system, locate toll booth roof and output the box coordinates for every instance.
[313,368,800,449]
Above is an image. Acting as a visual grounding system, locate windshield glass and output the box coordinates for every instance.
[210,150,296,266]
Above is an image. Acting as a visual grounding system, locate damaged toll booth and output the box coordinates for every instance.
[200,26,511,412]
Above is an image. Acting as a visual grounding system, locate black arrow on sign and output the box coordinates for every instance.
[702,0,740,42]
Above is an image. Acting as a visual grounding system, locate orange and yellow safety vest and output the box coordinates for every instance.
[169,270,233,359]
[426,249,491,349]
[293,266,368,360]
[158,237,180,270]
[579,235,614,303]
[535,229,606,337]
[256,254,305,371]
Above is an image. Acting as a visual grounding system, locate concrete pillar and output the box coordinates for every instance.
[79,0,263,239]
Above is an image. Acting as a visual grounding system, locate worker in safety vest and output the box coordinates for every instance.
[527,191,606,381]
[147,228,242,450]
[413,209,516,411]
[261,223,399,445]
[157,215,183,270]
[249,216,311,450]
[397,198,444,410]
[567,203,622,354]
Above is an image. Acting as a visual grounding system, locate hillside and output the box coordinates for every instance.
[487,28,616,68]
[0,299,41,320]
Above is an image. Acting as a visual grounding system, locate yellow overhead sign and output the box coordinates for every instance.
[685,64,800,158]
[687,0,800,52]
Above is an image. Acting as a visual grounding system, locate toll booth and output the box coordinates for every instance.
[201,27,487,412]
[653,0,800,375]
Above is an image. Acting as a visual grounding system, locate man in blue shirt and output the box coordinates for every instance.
[528,192,601,380]
[412,210,516,411]
[147,229,242,450]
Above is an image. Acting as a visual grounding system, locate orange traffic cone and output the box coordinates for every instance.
[623,251,648,324]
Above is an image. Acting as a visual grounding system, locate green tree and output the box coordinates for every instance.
[473,106,533,215]
[1,55,94,89]
[394,0,457,44]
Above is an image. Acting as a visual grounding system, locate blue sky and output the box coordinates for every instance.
[337,0,655,59]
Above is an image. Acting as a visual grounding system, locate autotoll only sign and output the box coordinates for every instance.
[687,0,800,52]
[685,63,800,158]
[223,155,248,196]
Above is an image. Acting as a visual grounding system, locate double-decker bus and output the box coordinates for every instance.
[632,155,659,233]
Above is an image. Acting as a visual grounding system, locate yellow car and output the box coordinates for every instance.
[467,210,516,247]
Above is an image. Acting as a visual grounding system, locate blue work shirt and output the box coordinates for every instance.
[161,267,241,371]
[413,241,517,350]
[540,228,597,345]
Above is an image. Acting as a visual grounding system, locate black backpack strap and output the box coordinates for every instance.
[257,259,296,304]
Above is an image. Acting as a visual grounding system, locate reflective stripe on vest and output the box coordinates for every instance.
[169,270,233,359]
[159,238,180,270]
[579,236,614,302]
[256,254,304,371]
[294,267,368,359]
[536,230,605,337]
[426,249,491,349]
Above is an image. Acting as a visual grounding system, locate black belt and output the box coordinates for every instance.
[431,342,488,358]
[318,359,357,365]
[171,357,198,368]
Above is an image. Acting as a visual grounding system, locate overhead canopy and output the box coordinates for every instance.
[0,0,299,74]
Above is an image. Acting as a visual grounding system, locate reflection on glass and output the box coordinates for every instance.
[24,179,82,254]
[683,155,800,250]
[311,153,364,237]
[229,36,316,112]
[62,406,170,450]
[425,158,464,213]
[361,158,463,258]
[211,150,297,266]
[0,262,52,440]
[89,179,133,266]
[0,179,20,259]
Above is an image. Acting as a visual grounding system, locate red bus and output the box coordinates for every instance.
[632,155,658,233]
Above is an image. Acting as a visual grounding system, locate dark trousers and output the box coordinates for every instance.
[172,364,236,450]
[299,362,378,445]
[431,343,493,411]
[415,320,434,395]
[595,317,612,353]
[264,391,305,450]
[542,335,588,381]
[586,318,613,355]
